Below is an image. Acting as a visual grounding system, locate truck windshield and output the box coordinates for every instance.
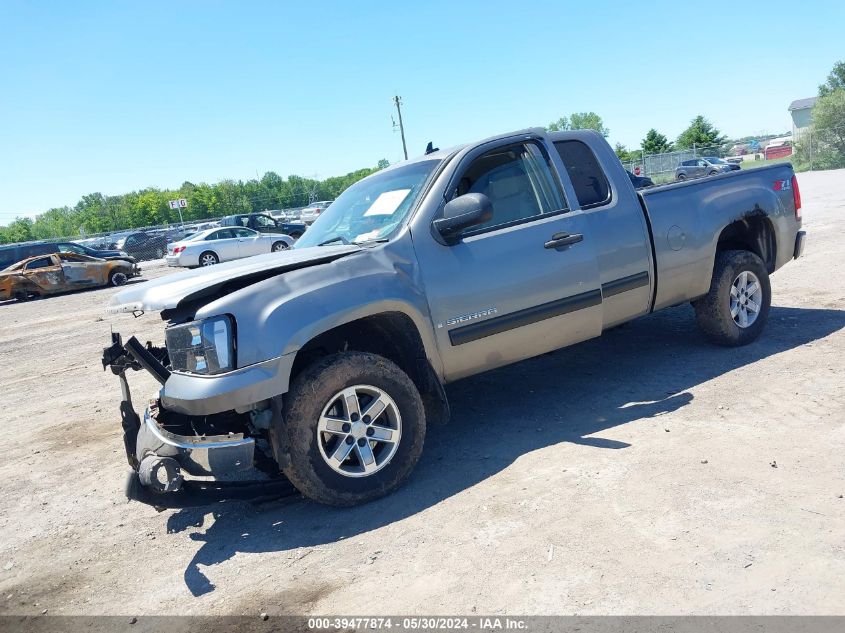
[295,160,440,248]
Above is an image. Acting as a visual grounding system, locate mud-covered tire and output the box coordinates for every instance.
[693,250,771,346]
[276,352,426,506]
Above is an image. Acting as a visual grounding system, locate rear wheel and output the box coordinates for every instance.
[276,352,426,506]
[199,251,219,267]
[709,170,719,176]
[677,174,687,181]
[272,241,289,252]
[693,250,771,346]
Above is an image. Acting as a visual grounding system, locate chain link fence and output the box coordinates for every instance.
[791,124,845,171]
[618,124,845,185]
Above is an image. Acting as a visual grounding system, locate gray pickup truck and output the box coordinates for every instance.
[103,128,805,507]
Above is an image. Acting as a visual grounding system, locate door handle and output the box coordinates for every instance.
[544,232,583,249]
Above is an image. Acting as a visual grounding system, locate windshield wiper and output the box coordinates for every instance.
[317,236,351,246]
[355,238,390,247]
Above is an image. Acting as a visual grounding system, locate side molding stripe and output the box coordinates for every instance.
[449,289,602,346]
[600,271,650,299]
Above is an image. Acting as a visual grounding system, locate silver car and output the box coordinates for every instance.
[675,157,735,180]
[165,227,294,267]
[299,200,333,225]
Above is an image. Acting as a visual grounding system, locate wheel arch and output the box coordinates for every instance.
[289,311,450,426]
[716,215,777,273]
[198,249,219,263]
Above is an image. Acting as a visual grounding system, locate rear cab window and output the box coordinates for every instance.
[553,140,611,209]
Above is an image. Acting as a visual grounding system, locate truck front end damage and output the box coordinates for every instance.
[102,333,294,508]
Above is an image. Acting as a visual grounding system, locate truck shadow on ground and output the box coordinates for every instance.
[166,304,845,596]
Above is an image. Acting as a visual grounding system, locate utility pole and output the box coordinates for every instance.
[393,95,408,160]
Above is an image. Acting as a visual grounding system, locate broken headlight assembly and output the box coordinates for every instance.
[165,315,235,375]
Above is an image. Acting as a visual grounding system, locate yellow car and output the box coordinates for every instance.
[0,252,141,302]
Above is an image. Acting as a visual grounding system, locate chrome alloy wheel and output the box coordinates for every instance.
[730,270,762,328]
[316,385,402,478]
[200,253,217,266]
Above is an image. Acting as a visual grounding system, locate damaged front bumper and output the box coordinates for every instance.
[102,333,294,508]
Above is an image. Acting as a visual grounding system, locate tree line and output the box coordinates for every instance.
[549,59,845,169]
[0,160,389,245]
[546,111,726,163]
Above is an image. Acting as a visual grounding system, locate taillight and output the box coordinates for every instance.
[791,174,801,220]
[173,245,185,254]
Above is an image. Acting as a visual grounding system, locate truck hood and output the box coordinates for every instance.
[107,244,361,314]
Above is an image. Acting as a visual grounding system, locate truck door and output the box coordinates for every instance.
[552,138,653,329]
[252,214,278,234]
[414,139,603,381]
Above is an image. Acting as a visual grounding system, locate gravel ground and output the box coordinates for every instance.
[0,169,843,616]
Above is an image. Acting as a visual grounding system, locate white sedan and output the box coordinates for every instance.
[165,227,294,268]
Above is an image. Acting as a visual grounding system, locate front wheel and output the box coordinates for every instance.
[109,270,128,286]
[276,352,426,506]
[693,250,771,346]
[677,174,687,181]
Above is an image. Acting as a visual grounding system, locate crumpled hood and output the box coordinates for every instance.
[107,244,360,313]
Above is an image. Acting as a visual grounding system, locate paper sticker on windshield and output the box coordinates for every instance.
[363,189,411,216]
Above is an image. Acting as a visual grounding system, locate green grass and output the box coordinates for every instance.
[730,156,793,170]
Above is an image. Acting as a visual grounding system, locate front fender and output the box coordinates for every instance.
[195,243,444,379]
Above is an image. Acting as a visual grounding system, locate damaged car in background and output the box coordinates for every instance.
[1,252,141,302]
[103,128,805,508]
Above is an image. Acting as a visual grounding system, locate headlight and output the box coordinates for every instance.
[165,315,235,375]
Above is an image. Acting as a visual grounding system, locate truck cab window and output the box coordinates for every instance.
[455,142,564,234]
[554,140,611,209]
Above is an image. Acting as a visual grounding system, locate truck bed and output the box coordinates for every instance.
[638,164,801,311]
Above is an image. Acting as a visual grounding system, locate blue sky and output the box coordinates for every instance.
[1,0,842,219]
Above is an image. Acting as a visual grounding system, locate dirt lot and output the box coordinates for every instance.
[1,169,844,617]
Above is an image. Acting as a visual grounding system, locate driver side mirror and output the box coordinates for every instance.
[433,193,493,244]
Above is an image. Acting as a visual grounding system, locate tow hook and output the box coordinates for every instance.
[138,455,183,493]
